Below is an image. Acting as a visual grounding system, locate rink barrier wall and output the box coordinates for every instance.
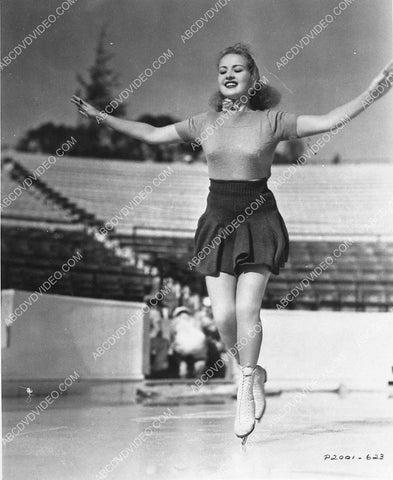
[259,309,393,391]
[1,289,150,400]
[2,290,392,397]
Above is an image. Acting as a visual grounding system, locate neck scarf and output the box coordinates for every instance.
[221,97,246,113]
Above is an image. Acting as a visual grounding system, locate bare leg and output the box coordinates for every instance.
[235,265,271,367]
[205,272,239,363]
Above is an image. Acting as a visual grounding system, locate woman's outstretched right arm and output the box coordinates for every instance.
[71,95,183,145]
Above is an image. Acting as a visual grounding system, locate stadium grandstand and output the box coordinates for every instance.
[2,151,393,312]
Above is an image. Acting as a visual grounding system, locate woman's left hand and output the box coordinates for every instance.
[367,60,393,98]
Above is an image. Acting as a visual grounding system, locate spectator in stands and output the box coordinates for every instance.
[170,306,207,378]
[148,303,162,339]
[149,330,170,379]
[190,290,202,312]
[203,321,227,379]
[161,277,179,319]
[173,279,182,303]
[195,296,215,330]
[149,266,162,297]
[195,296,227,379]
[180,284,196,313]
[144,293,171,342]
[73,51,393,444]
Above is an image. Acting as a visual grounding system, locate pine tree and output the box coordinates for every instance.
[76,24,125,118]
[74,24,127,157]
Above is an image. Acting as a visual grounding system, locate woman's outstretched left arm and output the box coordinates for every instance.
[296,60,393,138]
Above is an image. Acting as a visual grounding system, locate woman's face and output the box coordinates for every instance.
[218,53,252,99]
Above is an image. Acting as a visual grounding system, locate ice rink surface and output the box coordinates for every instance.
[3,391,393,480]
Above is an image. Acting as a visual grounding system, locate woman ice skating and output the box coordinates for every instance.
[72,44,393,445]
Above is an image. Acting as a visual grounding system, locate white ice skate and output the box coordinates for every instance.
[234,366,256,445]
[253,365,267,422]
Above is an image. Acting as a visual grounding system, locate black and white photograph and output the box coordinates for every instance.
[1,1,393,479]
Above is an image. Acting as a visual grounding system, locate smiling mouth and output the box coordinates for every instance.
[224,81,238,88]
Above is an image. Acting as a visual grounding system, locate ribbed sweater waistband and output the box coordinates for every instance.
[208,177,269,196]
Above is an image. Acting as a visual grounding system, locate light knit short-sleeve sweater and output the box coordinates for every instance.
[174,108,298,180]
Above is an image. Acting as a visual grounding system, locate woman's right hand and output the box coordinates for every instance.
[69,98,184,144]
[71,95,100,119]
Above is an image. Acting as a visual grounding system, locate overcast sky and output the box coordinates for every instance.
[2,0,392,160]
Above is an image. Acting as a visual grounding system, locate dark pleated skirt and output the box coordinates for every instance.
[192,178,289,277]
